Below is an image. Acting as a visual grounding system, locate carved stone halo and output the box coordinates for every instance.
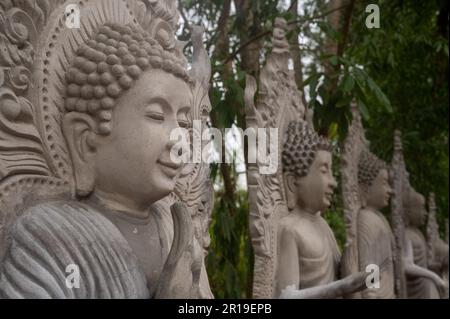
[40,0,183,184]
[244,17,307,298]
[0,0,184,259]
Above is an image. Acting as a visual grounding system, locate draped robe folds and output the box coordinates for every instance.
[276,212,341,297]
[405,227,440,299]
[0,199,210,299]
[357,209,396,299]
[0,201,149,298]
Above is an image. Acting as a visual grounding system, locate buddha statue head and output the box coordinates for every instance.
[357,150,393,210]
[282,120,337,214]
[61,23,194,213]
[404,187,427,227]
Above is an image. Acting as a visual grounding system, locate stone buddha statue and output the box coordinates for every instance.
[340,111,445,299]
[426,193,449,289]
[0,0,213,298]
[244,19,365,299]
[353,150,397,298]
[404,187,447,298]
[275,121,366,299]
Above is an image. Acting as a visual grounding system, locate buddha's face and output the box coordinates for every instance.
[365,169,392,211]
[291,150,337,214]
[65,69,192,212]
[95,69,191,209]
[408,190,427,227]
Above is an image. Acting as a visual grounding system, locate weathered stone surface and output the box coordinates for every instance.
[244,17,304,299]
[390,131,446,298]
[403,188,447,298]
[0,0,213,299]
[427,193,449,288]
[245,19,366,299]
[340,103,396,299]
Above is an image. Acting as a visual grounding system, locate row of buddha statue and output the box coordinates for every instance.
[245,17,449,300]
[0,1,447,299]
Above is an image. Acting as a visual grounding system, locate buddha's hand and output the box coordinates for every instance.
[428,261,442,273]
[155,202,202,299]
[340,271,370,295]
[434,276,448,299]
[279,285,297,299]
[279,272,369,299]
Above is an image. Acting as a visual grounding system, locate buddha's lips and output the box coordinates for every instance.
[157,159,182,172]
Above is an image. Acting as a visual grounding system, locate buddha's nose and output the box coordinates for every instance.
[330,175,338,189]
[166,136,188,159]
[387,186,394,196]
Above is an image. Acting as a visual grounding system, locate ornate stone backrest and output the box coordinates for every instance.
[446,219,449,245]
[244,17,305,299]
[0,0,213,277]
[339,102,369,297]
[427,192,439,264]
[426,193,449,283]
[390,130,408,298]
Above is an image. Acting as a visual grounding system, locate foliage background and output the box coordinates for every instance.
[178,0,449,298]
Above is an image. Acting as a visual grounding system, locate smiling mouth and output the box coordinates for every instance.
[157,159,182,177]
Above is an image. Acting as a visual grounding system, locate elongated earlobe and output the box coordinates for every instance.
[62,113,98,197]
[284,173,298,210]
[359,185,368,208]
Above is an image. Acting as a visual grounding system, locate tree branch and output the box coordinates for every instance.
[178,0,191,32]
[208,0,236,216]
[289,0,308,107]
[223,2,351,65]
[337,0,356,58]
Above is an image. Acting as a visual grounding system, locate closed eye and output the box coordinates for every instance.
[178,120,190,128]
[146,112,165,122]
[177,108,191,129]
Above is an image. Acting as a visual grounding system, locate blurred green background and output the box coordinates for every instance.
[178,0,449,298]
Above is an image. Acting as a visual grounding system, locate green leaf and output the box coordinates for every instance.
[354,78,371,109]
[338,56,352,67]
[353,68,367,85]
[341,74,355,92]
[330,55,339,66]
[387,52,396,67]
[328,122,338,139]
[366,77,393,113]
[304,73,320,101]
[358,99,371,121]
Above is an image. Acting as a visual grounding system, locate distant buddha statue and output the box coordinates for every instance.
[340,109,446,299]
[275,121,366,298]
[0,0,213,298]
[426,193,449,291]
[243,18,366,298]
[353,150,397,298]
[404,187,447,298]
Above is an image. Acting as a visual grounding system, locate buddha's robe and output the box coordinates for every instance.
[433,238,449,280]
[357,209,395,299]
[276,212,341,297]
[0,200,152,298]
[405,227,440,299]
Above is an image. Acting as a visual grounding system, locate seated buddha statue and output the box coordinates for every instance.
[275,121,367,299]
[404,187,447,298]
[0,3,211,298]
[352,150,446,298]
[353,150,396,298]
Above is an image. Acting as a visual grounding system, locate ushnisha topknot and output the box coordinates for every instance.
[282,120,333,178]
[64,23,194,135]
[357,149,388,187]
